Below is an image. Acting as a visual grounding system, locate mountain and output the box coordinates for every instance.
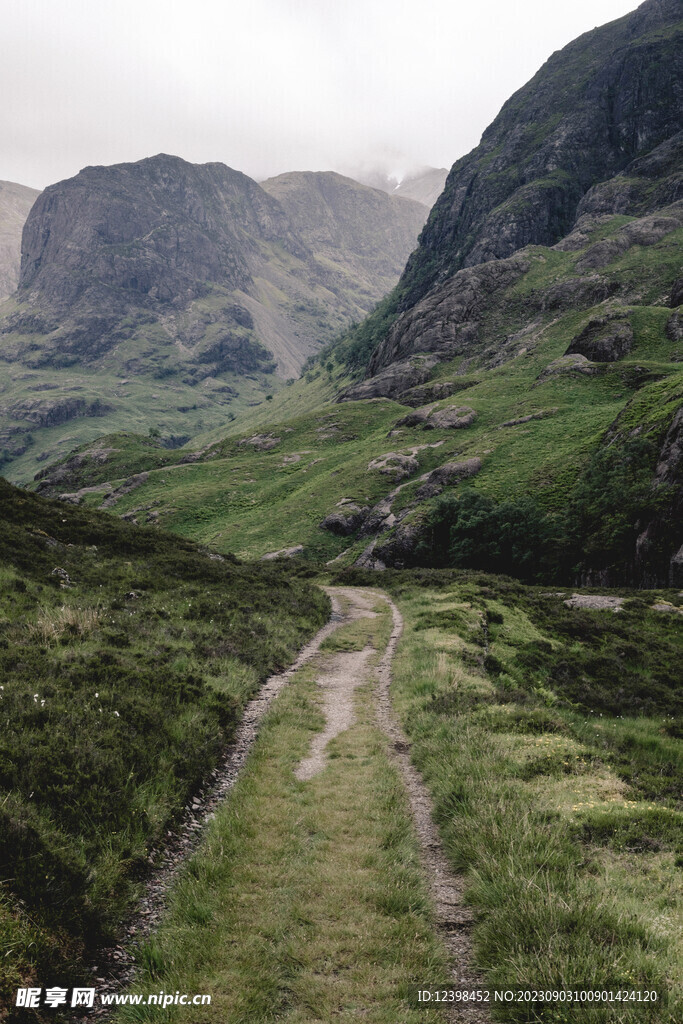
[32,0,682,589]
[0,180,40,300]
[342,165,448,209]
[393,167,448,208]
[0,157,426,478]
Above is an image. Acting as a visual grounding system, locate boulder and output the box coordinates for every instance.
[416,457,482,499]
[566,316,633,362]
[260,545,304,560]
[319,505,369,536]
[425,406,476,430]
[367,452,419,482]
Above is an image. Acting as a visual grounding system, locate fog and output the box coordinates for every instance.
[2,0,641,190]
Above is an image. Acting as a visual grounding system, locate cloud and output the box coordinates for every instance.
[1,0,640,189]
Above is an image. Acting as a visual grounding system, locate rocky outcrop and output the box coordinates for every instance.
[396,404,476,430]
[415,458,482,500]
[399,379,478,407]
[260,545,304,560]
[367,452,419,482]
[0,180,40,300]
[366,255,529,378]
[667,313,682,344]
[537,354,604,381]
[566,316,633,362]
[575,132,683,221]
[237,433,281,451]
[319,504,370,536]
[7,396,112,428]
[340,356,438,401]
[574,204,683,272]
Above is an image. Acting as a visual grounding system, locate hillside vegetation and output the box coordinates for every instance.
[32,196,683,585]
[0,478,328,1016]
[30,0,683,588]
[368,569,683,1021]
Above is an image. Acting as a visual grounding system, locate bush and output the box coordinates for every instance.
[411,490,559,582]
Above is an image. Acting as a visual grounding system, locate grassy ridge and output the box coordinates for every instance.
[351,569,683,1022]
[0,479,329,1017]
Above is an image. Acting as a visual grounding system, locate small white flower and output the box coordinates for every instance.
[113,711,120,717]
[95,692,99,697]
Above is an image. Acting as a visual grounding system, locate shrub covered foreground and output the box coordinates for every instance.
[0,478,328,1016]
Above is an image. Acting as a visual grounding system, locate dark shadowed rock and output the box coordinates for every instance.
[400,379,479,407]
[390,0,683,312]
[340,356,438,401]
[366,255,529,379]
[344,0,682,391]
[566,316,633,362]
[667,312,683,343]
[319,505,369,536]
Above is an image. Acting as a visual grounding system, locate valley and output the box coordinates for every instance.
[1,0,682,1020]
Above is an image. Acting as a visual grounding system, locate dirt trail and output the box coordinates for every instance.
[324,587,490,1023]
[91,585,488,1021]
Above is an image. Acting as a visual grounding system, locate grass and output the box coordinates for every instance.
[111,600,452,1024]
[370,571,683,1022]
[0,478,329,1017]
[27,205,682,580]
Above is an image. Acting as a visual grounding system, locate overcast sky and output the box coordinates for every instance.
[3,0,642,191]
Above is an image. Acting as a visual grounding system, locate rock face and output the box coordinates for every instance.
[344,0,683,401]
[260,171,426,285]
[367,255,530,377]
[0,180,40,300]
[396,404,476,430]
[0,157,428,478]
[7,157,426,379]
[396,0,683,310]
